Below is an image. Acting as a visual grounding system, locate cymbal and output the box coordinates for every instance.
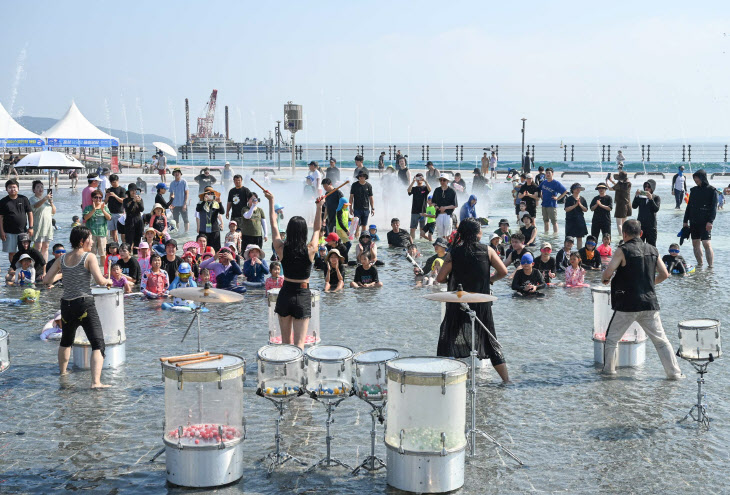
[423,290,497,303]
[169,287,244,304]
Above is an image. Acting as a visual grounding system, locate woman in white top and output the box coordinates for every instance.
[29,180,56,261]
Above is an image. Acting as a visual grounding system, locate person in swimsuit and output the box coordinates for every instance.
[264,189,324,349]
[43,226,113,388]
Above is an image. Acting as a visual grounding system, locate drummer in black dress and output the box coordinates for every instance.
[564,183,588,249]
[264,189,324,349]
[436,218,510,384]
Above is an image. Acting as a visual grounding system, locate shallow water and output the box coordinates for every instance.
[1,174,728,494]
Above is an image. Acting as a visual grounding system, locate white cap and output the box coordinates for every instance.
[18,253,32,262]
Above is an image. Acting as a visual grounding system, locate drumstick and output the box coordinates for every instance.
[176,354,224,367]
[250,178,269,194]
[160,351,209,363]
[315,180,350,203]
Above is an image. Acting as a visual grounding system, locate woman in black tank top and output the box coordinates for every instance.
[436,218,511,384]
[265,189,324,349]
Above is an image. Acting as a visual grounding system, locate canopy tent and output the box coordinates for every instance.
[0,102,44,147]
[42,101,119,148]
[15,151,84,170]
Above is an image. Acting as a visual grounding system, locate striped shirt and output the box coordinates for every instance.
[61,253,92,300]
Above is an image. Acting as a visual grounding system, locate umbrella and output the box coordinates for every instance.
[152,141,177,157]
[15,151,84,170]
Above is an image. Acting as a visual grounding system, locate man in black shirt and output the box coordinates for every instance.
[161,238,183,281]
[325,158,341,184]
[386,218,412,248]
[352,155,369,179]
[349,172,374,238]
[590,183,613,239]
[0,178,33,263]
[431,174,457,239]
[407,173,431,239]
[105,174,126,243]
[518,173,540,218]
[631,179,660,246]
[226,174,252,231]
[194,167,217,195]
[322,178,343,234]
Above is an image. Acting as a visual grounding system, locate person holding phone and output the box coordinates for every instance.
[122,183,145,250]
[29,180,56,261]
[239,192,267,250]
[631,179,660,246]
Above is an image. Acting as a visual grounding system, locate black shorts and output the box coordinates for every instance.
[690,223,711,241]
[274,281,312,319]
[423,222,436,234]
[59,296,105,356]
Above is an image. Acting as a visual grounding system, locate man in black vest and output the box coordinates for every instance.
[600,219,683,379]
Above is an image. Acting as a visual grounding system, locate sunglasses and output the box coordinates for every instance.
[669,249,680,254]
[54,249,66,254]
[92,196,103,200]
[586,241,596,247]
[541,248,552,253]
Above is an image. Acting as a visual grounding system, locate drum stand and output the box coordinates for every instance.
[305,395,353,472]
[180,303,207,352]
[351,400,386,475]
[679,360,712,429]
[258,391,307,474]
[460,302,524,466]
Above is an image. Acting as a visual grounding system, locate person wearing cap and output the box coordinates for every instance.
[435,218,510,383]
[538,168,568,234]
[303,174,316,200]
[565,183,588,248]
[222,161,233,193]
[10,253,35,286]
[600,219,683,378]
[122,183,145,250]
[353,154,369,179]
[534,242,557,284]
[8,232,45,284]
[518,173,540,218]
[607,170,632,236]
[425,161,440,187]
[555,237,575,271]
[226,173,252,230]
[590,182,613,240]
[324,248,346,292]
[225,220,242,254]
[632,179,661,246]
[419,237,448,276]
[169,168,190,232]
[240,192,267,250]
[83,188,111,257]
[97,168,111,193]
[671,165,688,209]
[159,238,183,281]
[325,231,349,264]
[348,170,374,238]
[153,182,173,212]
[322,178,343,235]
[325,158,340,183]
[367,224,380,242]
[307,161,322,194]
[511,252,546,296]
[194,167,217,196]
[196,186,225,252]
[683,169,717,267]
[407,173,431,239]
[81,173,100,217]
[488,233,505,257]
[432,174,457,239]
[242,244,270,287]
[494,219,511,245]
[313,243,328,270]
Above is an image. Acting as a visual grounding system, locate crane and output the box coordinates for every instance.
[195,89,217,138]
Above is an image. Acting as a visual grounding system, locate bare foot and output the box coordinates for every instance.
[91,383,111,389]
[60,370,72,376]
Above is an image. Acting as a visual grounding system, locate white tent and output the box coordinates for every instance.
[0,102,44,147]
[42,101,119,148]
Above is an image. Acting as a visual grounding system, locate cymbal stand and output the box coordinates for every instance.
[460,302,523,466]
[305,394,352,472]
[180,303,207,352]
[352,399,386,475]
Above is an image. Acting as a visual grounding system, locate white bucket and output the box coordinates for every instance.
[73,288,126,369]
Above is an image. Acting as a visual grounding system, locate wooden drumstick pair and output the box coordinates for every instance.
[159,351,223,366]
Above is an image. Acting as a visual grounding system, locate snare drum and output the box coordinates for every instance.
[257,344,304,398]
[353,348,399,401]
[304,345,353,398]
[678,319,722,361]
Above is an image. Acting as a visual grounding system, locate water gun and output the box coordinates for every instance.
[405,251,424,275]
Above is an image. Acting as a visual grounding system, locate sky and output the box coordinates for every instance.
[2,1,729,144]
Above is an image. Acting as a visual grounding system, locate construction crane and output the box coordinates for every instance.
[195,89,217,138]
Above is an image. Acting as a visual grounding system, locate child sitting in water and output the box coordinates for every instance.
[663,243,689,274]
[166,262,197,309]
[137,241,151,274]
[0,288,40,305]
[110,263,132,294]
[141,254,170,299]
[265,261,284,292]
[350,253,383,288]
[533,242,557,285]
[71,215,81,228]
[564,252,589,288]
[242,245,269,287]
[520,215,537,246]
[368,225,381,242]
[181,251,199,280]
[578,235,602,271]
[103,242,120,277]
[511,253,546,296]
[11,254,35,286]
[198,267,215,287]
[314,245,328,270]
[555,236,575,272]
[324,249,346,292]
[597,233,612,259]
[225,220,242,254]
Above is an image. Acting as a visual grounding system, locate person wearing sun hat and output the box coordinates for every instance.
[324,231,350,264]
[242,244,269,287]
[323,248,346,292]
[590,182,613,241]
[196,186,225,252]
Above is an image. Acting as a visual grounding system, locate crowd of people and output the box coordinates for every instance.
[0,154,723,387]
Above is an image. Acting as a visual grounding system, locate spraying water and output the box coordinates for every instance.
[135,97,145,168]
[250,110,260,168]
[7,46,27,118]
[168,98,178,161]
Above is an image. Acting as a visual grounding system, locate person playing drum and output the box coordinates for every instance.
[436,218,511,384]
